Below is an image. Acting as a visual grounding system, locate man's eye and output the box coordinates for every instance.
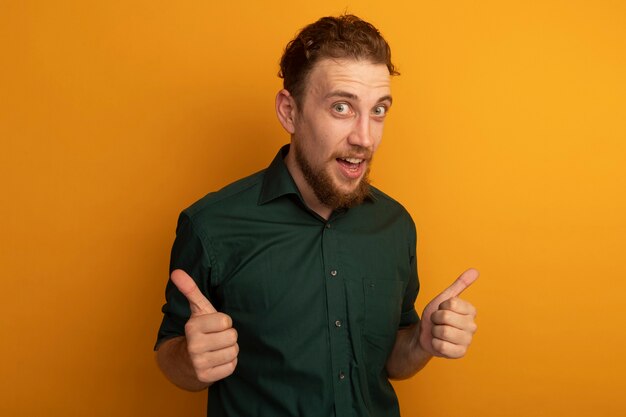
[333,103,350,114]
[373,105,387,117]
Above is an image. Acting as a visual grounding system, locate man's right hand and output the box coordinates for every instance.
[170,269,239,384]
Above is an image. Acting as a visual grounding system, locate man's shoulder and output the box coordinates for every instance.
[369,186,412,217]
[183,169,266,219]
[366,186,417,243]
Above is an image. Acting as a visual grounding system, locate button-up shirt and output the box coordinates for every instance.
[156,145,420,417]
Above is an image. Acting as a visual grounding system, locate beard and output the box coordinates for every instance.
[293,142,372,210]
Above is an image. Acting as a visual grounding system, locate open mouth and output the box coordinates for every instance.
[336,157,366,179]
[337,157,364,170]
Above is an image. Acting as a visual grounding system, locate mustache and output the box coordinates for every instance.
[332,146,373,160]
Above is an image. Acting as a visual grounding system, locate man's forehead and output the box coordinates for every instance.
[307,58,391,96]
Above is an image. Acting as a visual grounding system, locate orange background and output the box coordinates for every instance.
[2,1,625,416]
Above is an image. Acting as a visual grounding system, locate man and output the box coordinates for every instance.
[155,14,478,416]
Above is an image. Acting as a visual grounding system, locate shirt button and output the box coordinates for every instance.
[326,223,331,229]
[334,320,342,328]
[339,371,345,380]
[330,270,337,277]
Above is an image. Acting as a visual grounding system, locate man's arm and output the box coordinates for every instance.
[386,269,479,379]
[156,270,239,391]
[385,322,432,379]
[156,336,212,391]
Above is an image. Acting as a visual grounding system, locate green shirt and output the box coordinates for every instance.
[157,146,420,417]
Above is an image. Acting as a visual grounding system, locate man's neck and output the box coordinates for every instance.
[283,148,333,220]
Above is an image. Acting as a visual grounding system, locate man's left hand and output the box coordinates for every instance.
[418,269,479,359]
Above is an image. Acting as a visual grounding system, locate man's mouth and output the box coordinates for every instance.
[337,157,364,166]
[336,157,367,178]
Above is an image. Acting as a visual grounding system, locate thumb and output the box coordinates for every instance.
[170,269,217,315]
[426,268,479,312]
[436,268,479,301]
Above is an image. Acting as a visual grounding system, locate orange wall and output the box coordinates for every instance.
[2,1,625,416]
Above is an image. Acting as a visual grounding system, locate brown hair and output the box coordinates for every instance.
[278,14,399,107]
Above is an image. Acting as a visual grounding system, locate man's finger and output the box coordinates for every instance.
[431,308,478,332]
[171,269,217,315]
[438,297,477,316]
[435,268,479,302]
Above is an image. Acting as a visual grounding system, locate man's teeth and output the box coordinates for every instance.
[342,158,363,164]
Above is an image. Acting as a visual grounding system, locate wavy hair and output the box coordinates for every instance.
[279,14,399,107]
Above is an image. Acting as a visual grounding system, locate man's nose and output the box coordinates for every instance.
[347,115,373,149]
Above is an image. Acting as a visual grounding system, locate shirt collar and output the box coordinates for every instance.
[258,145,303,205]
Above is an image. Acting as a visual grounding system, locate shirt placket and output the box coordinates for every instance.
[321,218,351,416]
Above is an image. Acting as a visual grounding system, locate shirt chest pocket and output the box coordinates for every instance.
[346,277,405,337]
[346,276,407,372]
[362,278,405,341]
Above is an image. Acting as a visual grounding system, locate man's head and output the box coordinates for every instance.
[279,14,399,109]
[276,15,397,215]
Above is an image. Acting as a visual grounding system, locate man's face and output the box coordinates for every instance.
[290,58,392,210]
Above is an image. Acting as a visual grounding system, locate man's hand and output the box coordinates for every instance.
[418,268,478,358]
[170,269,239,384]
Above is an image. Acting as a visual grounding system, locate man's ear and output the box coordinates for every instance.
[275,89,297,134]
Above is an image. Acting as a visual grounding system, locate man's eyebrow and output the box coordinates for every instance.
[325,91,394,105]
[325,90,358,100]
[379,95,393,105]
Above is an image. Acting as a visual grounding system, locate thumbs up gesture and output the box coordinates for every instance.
[170,269,239,384]
[418,269,479,358]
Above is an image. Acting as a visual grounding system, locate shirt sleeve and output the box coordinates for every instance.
[399,216,420,328]
[154,211,212,350]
